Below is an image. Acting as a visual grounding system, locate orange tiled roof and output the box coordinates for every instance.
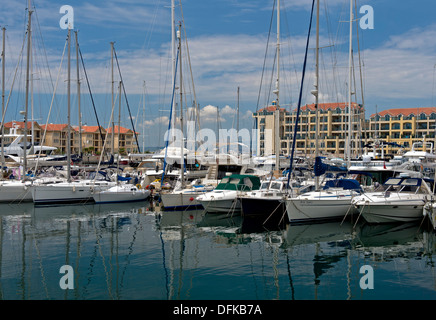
[81,125,106,133]
[257,105,287,113]
[4,121,39,129]
[370,107,436,118]
[300,102,361,112]
[106,125,132,134]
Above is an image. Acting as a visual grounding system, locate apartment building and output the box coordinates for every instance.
[253,101,436,157]
[253,102,364,157]
[366,107,436,155]
[3,121,139,155]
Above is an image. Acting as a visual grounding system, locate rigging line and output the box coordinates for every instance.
[179,0,200,131]
[34,36,68,174]
[256,0,276,113]
[113,47,141,153]
[0,28,27,135]
[160,47,180,187]
[286,0,315,189]
[78,47,105,143]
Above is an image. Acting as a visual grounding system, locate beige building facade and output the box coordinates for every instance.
[253,103,436,157]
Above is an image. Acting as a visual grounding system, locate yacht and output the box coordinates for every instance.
[196,174,261,214]
[352,176,433,223]
[285,179,362,224]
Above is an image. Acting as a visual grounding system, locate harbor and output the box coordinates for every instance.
[1,0,436,304]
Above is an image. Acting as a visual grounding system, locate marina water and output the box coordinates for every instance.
[0,200,435,300]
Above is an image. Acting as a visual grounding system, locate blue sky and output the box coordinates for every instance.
[1,0,436,148]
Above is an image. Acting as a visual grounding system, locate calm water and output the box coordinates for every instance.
[0,200,435,300]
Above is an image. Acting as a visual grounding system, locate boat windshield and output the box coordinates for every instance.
[260,182,269,189]
[270,182,282,190]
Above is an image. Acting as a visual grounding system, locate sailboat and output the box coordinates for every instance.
[285,0,361,224]
[159,19,215,210]
[92,82,150,204]
[32,29,116,205]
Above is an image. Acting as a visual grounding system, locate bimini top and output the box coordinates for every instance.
[215,174,261,191]
[323,179,362,191]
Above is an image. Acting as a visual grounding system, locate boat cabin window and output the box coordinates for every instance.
[384,178,402,185]
[270,182,282,190]
[260,182,269,189]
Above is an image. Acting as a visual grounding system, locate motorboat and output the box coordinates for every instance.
[92,184,151,204]
[239,177,290,224]
[196,174,261,214]
[285,179,362,224]
[352,176,433,223]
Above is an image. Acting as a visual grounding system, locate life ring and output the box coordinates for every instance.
[136,184,142,189]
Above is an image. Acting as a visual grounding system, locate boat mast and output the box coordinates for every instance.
[75,31,82,158]
[313,0,320,190]
[171,0,176,142]
[1,27,5,175]
[347,0,353,168]
[23,2,33,181]
[67,27,71,182]
[110,41,115,157]
[274,0,280,174]
[178,22,184,188]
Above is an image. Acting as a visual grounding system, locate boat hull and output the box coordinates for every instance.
[93,188,150,204]
[160,191,204,210]
[197,198,241,214]
[0,181,33,202]
[355,200,426,223]
[240,196,287,222]
[285,195,355,224]
[32,181,115,205]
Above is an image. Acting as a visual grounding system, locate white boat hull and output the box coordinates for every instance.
[93,186,150,204]
[0,181,33,202]
[285,191,357,223]
[355,199,427,223]
[32,181,115,205]
[160,191,205,210]
[197,198,240,213]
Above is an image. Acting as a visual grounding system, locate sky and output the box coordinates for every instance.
[1,0,436,149]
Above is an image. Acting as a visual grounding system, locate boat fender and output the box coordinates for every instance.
[136,184,142,189]
[189,197,194,201]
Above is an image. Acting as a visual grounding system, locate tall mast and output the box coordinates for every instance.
[171,0,176,140]
[1,27,5,174]
[347,0,353,167]
[67,27,71,182]
[23,2,33,180]
[142,81,146,152]
[274,0,280,174]
[236,86,240,133]
[313,0,320,190]
[110,41,115,156]
[75,31,82,157]
[178,23,184,188]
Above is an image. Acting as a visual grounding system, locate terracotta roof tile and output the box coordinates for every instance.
[370,107,436,118]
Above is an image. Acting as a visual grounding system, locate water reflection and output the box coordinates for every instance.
[0,202,435,300]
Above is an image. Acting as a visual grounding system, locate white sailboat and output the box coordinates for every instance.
[32,29,116,205]
[285,0,361,224]
[92,183,150,204]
